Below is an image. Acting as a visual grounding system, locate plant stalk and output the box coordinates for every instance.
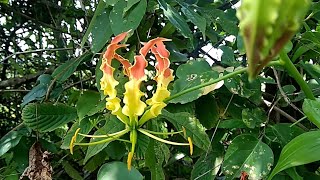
[280,51,315,100]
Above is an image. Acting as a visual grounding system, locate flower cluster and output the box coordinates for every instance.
[70,31,192,170]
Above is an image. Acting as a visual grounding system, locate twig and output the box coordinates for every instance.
[0,89,30,93]
[1,47,75,63]
[272,68,304,115]
[63,76,95,90]
[263,100,308,131]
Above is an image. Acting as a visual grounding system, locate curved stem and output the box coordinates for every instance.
[74,129,129,146]
[138,128,189,146]
[141,129,183,136]
[164,66,248,103]
[280,51,315,100]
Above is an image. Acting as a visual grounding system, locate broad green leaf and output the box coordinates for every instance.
[124,0,140,12]
[222,134,274,180]
[268,130,320,179]
[0,0,8,4]
[161,110,211,151]
[302,99,320,128]
[178,1,206,40]
[219,46,241,67]
[84,150,108,172]
[61,116,96,149]
[158,0,193,40]
[105,141,126,160]
[265,123,304,147]
[170,59,222,104]
[91,7,113,53]
[62,161,83,180]
[218,119,247,129]
[135,133,149,159]
[242,108,267,128]
[104,0,119,6]
[80,0,107,48]
[22,103,77,132]
[76,91,105,120]
[191,152,223,180]
[109,0,147,35]
[292,45,314,63]
[0,125,30,156]
[195,95,219,129]
[224,73,261,104]
[97,161,143,180]
[83,114,125,164]
[145,140,170,180]
[159,22,176,37]
[52,53,91,83]
[299,62,320,85]
[22,74,52,106]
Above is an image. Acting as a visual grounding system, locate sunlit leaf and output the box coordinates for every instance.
[302,98,320,128]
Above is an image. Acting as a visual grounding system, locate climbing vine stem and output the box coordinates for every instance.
[280,51,315,100]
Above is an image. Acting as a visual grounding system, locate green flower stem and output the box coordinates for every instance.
[74,128,129,146]
[164,67,248,103]
[78,128,129,138]
[142,129,183,136]
[280,51,315,100]
[138,128,189,146]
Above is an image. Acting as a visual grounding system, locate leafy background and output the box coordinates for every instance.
[1,0,320,179]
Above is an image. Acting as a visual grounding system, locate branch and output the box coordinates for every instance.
[0,47,75,63]
[0,68,53,88]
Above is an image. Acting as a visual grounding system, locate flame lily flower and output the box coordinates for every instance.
[70,31,193,170]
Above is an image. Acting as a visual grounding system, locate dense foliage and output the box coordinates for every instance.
[1,0,320,179]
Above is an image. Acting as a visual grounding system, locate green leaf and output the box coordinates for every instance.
[124,0,140,12]
[222,134,274,180]
[52,53,91,83]
[195,95,219,129]
[145,140,170,180]
[83,114,125,164]
[76,91,105,120]
[159,22,176,37]
[265,123,304,147]
[242,107,267,128]
[218,119,247,129]
[161,110,211,151]
[158,0,193,40]
[22,74,52,106]
[109,0,147,35]
[97,161,143,180]
[268,130,320,179]
[0,0,8,4]
[91,7,113,53]
[219,46,241,67]
[135,133,149,159]
[299,62,320,85]
[302,99,320,128]
[84,150,108,172]
[22,103,77,132]
[178,2,206,40]
[62,161,83,180]
[61,116,96,149]
[0,125,30,156]
[170,59,222,104]
[80,0,107,48]
[191,152,223,180]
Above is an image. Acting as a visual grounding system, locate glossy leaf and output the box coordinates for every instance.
[158,0,193,40]
[242,107,267,128]
[302,99,320,128]
[21,74,52,106]
[62,161,83,180]
[76,91,105,120]
[109,0,147,35]
[268,130,320,179]
[265,123,304,147]
[299,62,320,85]
[222,134,274,180]
[97,161,143,180]
[170,59,222,104]
[80,0,107,48]
[191,152,223,180]
[0,126,30,156]
[91,7,113,53]
[22,103,77,132]
[161,110,211,151]
[219,46,241,67]
[83,114,125,164]
[61,116,96,149]
[52,53,91,83]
